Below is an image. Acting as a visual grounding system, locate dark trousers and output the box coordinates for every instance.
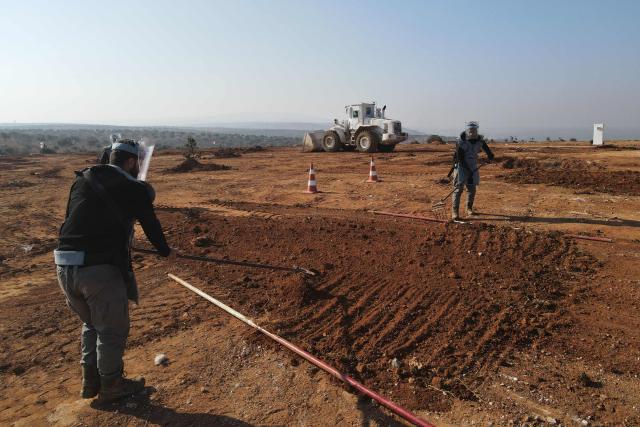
[56,264,129,377]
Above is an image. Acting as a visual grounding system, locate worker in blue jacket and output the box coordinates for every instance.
[452,122,494,220]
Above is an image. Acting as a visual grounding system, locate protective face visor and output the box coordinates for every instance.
[466,122,479,139]
[136,138,155,181]
[109,133,122,144]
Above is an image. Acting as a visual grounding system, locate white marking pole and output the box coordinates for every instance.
[167,274,434,427]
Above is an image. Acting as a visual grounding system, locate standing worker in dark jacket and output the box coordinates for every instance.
[55,139,176,402]
[451,122,494,221]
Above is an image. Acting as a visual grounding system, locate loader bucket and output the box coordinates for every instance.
[302,131,325,152]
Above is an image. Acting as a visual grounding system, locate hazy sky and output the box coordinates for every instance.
[1,0,639,136]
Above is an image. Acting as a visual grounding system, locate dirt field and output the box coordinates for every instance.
[1,141,640,426]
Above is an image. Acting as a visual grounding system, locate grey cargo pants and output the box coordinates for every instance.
[452,182,476,218]
[56,264,129,377]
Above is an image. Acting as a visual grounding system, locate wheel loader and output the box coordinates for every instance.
[303,102,408,153]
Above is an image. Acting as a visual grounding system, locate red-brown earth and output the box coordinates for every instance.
[1,141,639,426]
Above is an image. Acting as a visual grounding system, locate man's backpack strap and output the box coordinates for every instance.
[82,168,128,230]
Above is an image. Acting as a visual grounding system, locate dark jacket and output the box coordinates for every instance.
[57,165,170,300]
[98,146,112,164]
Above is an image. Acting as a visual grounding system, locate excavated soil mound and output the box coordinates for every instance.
[0,180,36,189]
[241,145,265,153]
[202,146,266,159]
[212,148,242,158]
[500,156,640,195]
[158,208,597,411]
[166,157,231,173]
[32,167,63,179]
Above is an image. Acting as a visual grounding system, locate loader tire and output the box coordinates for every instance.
[322,131,343,152]
[355,130,378,153]
[378,144,396,152]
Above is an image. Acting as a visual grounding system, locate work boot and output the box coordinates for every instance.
[81,364,100,399]
[98,372,145,403]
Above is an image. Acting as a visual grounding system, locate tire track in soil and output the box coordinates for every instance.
[0,204,596,418]
[156,207,598,412]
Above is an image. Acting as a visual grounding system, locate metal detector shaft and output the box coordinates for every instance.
[132,247,316,276]
[435,162,489,206]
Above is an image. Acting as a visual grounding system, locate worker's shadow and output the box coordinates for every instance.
[89,387,408,426]
[478,211,640,228]
[90,387,253,426]
[356,395,409,427]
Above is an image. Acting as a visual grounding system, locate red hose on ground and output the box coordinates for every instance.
[372,210,448,224]
[167,274,435,427]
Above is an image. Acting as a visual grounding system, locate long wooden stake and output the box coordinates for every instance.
[167,273,434,427]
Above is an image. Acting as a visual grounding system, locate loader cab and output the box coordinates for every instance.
[346,103,376,129]
[346,105,360,129]
[364,105,374,118]
[362,103,375,124]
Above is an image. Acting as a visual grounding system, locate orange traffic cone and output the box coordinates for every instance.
[305,163,318,193]
[367,156,379,183]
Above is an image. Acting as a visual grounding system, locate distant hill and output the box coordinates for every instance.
[0,124,303,156]
[189,122,427,137]
[0,122,427,142]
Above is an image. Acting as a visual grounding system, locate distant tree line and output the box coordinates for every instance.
[0,127,300,156]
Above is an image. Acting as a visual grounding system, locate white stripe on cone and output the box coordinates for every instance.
[306,163,318,193]
[367,158,379,182]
